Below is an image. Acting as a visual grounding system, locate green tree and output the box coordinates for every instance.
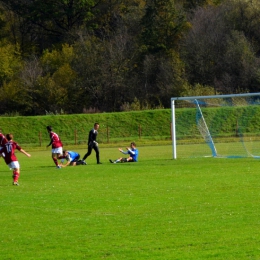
[179,0,223,10]
[0,42,26,114]
[72,35,104,112]
[73,27,139,112]
[0,43,22,85]
[0,0,98,54]
[221,30,260,93]
[226,0,260,58]
[137,0,188,107]
[39,44,78,114]
[140,0,188,54]
[182,3,260,94]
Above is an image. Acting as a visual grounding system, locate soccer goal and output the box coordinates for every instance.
[171,93,260,159]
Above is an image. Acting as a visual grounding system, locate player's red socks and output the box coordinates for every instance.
[13,171,20,182]
[53,158,58,166]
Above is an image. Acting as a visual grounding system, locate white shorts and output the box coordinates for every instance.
[8,161,20,169]
[52,147,63,154]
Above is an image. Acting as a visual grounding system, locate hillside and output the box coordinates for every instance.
[1,106,260,149]
[0,110,172,147]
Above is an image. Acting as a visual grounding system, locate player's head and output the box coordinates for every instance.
[6,133,13,141]
[46,126,52,132]
[63,150,68,155]
[131,142,136,148]
[94,122,99,130]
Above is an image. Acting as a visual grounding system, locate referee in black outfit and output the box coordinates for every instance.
[82,122,102,164]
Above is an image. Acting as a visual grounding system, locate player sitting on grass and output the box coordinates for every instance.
[59,150,86,167]
[109,142,138,163]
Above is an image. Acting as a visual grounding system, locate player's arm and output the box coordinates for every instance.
[125,147,134,154]
[90,130,98,146]
[128,149,136,155]
[60,155,71,167]
[89,130,96,142]
[60,160,71,167]
[119,148,128,154]
[20,149,31,157]
[46,139,52,147]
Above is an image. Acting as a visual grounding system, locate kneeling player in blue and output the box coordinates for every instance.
[59,150,86,167]
[109,142,138,163]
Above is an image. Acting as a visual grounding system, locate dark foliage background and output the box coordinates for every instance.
[0,0,260,115]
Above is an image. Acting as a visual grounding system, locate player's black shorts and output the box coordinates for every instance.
[71,154,80,162]
[122,158,135,162]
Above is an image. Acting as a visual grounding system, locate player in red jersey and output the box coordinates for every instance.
[0,129,7,158]
[0,133,31,186]
[0,129,7,147]
[46,126,63,168]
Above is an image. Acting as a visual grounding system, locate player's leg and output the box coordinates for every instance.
[76,160,86,165]
[52,147,63,168]
[82,145,92,161]
[93,145,101,164]
[71,155,81,166]
[52,153,59,166]
[9,161,20,185]
[13,168,20,185]
[109,155,124,163]
[112,157,125,163]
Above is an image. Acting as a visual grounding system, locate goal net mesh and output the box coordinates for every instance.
[173,94,260,158]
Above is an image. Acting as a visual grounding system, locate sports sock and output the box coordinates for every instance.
[53,158,58,166]
[13,171,20,182]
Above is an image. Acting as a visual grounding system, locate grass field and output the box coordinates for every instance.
[1,145,260,259]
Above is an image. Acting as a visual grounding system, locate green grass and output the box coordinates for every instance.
[1,145,260,259]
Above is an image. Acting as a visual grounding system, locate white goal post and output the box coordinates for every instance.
[171,92,260,159]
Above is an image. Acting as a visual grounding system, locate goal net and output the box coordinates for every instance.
[171,93,260,159]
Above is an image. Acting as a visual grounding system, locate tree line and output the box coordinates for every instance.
[0,0,260,116]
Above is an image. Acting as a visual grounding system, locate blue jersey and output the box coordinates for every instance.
[123,148,138,162]
[66,151,80,162]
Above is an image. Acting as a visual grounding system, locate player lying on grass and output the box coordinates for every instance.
[109,142,138,163]
[59,150,86,167]
[0,133,31,186]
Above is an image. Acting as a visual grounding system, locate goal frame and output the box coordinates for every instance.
[171,92,260,159]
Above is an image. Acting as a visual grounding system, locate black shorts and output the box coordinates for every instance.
[71,154,80,163]
[122,158,135,162]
